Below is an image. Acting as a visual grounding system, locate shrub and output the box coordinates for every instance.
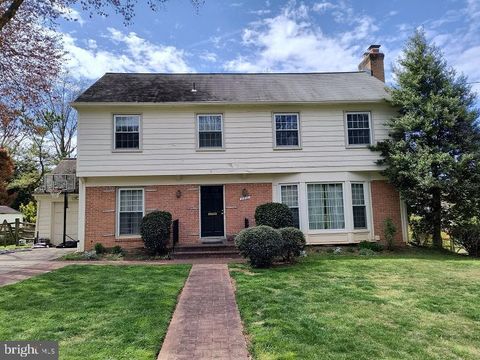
[140,211,172,254]
[359,241,383,252]
[383,218,397,250]
[255,202,294,229]
[94,243,106,254]
[451,223,480,257]
[279,227,306,262]
[235,225,283,268]
[110,245,124,255]
[359,248,377,256]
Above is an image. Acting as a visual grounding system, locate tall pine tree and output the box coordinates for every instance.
[373,30,480,248]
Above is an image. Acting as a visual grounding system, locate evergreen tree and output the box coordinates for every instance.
[373,30,480,248]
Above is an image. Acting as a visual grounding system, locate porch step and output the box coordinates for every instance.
[172,243,241,259]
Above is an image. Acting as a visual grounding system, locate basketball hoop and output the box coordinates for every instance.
[49,188,62,199]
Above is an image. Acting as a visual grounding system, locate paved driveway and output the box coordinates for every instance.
[0,248,74,286]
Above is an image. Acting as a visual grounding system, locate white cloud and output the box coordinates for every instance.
[62,28,193,79]
[199,51,218,62]
[250,9,271,16]
[224,2,377,72]
[312,2,335,13]
[55,5,85,25]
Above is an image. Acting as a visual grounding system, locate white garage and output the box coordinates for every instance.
[34,159,79,246]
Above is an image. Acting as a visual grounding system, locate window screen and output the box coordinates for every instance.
[307,183,345,230]
[198,114,223,148]
[280,184,300,228]
[275,114,299,147]
[346,112,371,145]
[118,189,144,235]
[114,115,140,149]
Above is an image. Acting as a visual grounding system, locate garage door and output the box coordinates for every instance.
[52,200,78,245]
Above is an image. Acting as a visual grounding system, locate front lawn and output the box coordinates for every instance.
[230,250,480,360]
[0,265,190,359]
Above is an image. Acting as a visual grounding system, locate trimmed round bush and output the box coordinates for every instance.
[235,225,283,268]
[279,227,306,262]
[255,202,294,229]
[140,211,172,254]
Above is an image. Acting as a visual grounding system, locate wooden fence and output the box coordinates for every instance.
[0,219,36,247]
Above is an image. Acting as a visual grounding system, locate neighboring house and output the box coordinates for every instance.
[34,159,79,245]
[0,206,23,224]
[72,45,408,252]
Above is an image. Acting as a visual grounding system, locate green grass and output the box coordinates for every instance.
[0,265,190,359]
[230,250,480,360]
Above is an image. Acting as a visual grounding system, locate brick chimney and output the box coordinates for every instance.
[358,45,385,82]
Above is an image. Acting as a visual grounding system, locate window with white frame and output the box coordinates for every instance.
[351,183,367,229]
[118,189,144,236]
[114,115,140,149]
[280,184,300,228]
[346,112,371,145]
[307,183,345,230]
[197,114,223,148]
[274,113,299,147]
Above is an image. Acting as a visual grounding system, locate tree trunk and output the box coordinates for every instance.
[432,188,443,249]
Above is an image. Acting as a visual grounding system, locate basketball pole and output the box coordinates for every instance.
[63,191,69,246]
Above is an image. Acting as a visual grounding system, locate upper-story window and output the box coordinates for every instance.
[274,113,300,148]
[197,114,223,149]
[114,115,140,150]
[346,112,371,146]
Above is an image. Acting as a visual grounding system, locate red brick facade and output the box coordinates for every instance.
[84,183,272,250]
[371,180,404,245]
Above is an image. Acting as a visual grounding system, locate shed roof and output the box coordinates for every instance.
[0,206,21,214]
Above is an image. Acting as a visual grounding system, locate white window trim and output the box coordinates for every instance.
[351,182,369,230]
[196,113,225,151]
[306,182,347,233]
[273,112,302,150]
[112,114,143,152]
[344,111,373,148]
[116,187,145,238]
[278,183,301,228]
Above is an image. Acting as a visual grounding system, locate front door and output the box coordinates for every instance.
[200,185,225,238]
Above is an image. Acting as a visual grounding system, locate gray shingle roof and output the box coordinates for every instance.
[0,206,21,214]
[51,158,76,175]
[74,72,389,104]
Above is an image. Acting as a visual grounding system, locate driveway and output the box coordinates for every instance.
[0,248,74,287]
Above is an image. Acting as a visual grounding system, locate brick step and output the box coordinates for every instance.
[172,250,241,259]
[173,244,237,253]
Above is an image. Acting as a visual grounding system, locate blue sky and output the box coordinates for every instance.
[59,0,480,93]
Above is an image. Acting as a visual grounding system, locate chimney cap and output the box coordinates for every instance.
[367,44,381,50]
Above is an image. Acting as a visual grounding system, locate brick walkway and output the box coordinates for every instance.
[158,264,249,360]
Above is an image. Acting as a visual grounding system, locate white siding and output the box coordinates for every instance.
[0,213,23,224]
[35,197,52,239]
[77,103,395,177]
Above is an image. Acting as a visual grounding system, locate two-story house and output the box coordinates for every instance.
[72,45,408,252]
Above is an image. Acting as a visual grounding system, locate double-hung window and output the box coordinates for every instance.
[118,189,144,236]
[307,183,345,230]
[114,115,140,150]
[274,113,300,147]
[351,183,367,229]
[197,114,223,149]
[346,112,371,146]
[280,184,300,228]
